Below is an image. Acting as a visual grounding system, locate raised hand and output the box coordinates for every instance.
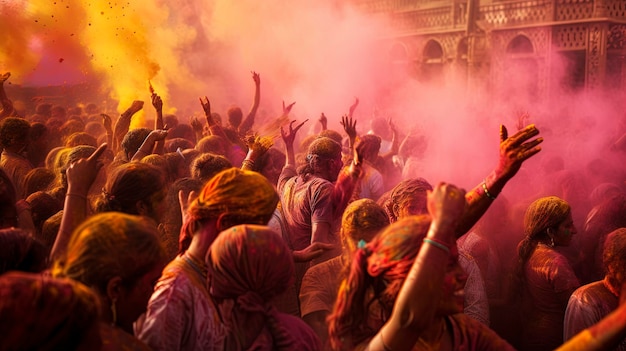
[252,71,260,86]
[282,100,296,116]
[497,124,543,180]
[148,129,168,142]
[101,113,113,133]
[199,96,211,116]
[178,189,198,228]
[0,72,10,83]
[319,113,328,130]
[151,94,163,111]
[245,134,274,159]
[66,143,108,195]
[190,117,204,134]
[280,119,308,148]
[129,100,144,114]
[427,182,467,230]
[340,114,357,141]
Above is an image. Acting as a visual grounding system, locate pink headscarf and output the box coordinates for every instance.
[208,225,320,350]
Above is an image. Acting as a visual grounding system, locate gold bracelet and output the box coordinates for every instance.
[66,193,87,200]
[482,180,496,200]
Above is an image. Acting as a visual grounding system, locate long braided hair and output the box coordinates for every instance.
[328,215,431,350]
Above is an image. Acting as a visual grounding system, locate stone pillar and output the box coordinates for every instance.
[593,0,607,17]
[587,23,608,90]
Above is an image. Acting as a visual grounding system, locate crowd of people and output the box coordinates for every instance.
[1,69,626,351]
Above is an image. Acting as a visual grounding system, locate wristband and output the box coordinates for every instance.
[423,238,450,254]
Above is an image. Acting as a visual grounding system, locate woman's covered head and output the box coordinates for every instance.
[330,215,432,349]
[341,199,389,254]
[388,178,433,222]
[524,196,572,242]
[208,224,293,302]
[52,212,166,333]
[180,168,278,253]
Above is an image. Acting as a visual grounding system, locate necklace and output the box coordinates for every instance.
[416,319,448,350]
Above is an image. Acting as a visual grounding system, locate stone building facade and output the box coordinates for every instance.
[354,0,626,100]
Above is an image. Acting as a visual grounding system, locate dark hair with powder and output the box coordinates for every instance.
[298,136,342,176]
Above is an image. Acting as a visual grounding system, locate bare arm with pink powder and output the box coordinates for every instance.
[458,124,543,236]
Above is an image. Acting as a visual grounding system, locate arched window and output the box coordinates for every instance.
[424,40,444,63]
[503,35,538,100]
[421,40,444,82]
[506,35,534,55]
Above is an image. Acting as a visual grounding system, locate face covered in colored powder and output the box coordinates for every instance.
[552,212,577,247]
[327,152,344,182]
[436,244,468,316]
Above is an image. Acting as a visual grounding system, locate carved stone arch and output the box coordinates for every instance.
[423,39,445,63]
[420,39,445,83]
[506,34,534,55]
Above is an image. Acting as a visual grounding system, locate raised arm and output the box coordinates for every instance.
[131,129,168,162]
[113,100,144,153]
[190,117,205,142]
[0,72,15,118]
[50,143,107,261]
[319,113,328,131]
[380,117,399,162]
[331,138,364,218]
[280,119,308,168]
[457,123,543,236]
[239,71,261,135]
[341,115,357,155]
[348,97,359,119]
[101,113,114,152]
[199,96,228,140]
[369,183,466,351]
[241,135,273,171]
[151,92,165,155]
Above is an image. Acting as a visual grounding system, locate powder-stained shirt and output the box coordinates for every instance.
[521,244,580,351]
[356,313,515,351]
[277,165,339,252]
[564,280,626,350]
[459,251,490,326]
[136,254,225,351]
[300,256,343,317]
[357,163,384,202]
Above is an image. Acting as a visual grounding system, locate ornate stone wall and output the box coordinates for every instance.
[354,0,626,93]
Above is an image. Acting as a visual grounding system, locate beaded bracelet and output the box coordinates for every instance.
[482,180,496,200]
[423,238,450,254]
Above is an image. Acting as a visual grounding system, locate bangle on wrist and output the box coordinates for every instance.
[423,238,451,254]
[482,180,496,200]
[66,193,88,201]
